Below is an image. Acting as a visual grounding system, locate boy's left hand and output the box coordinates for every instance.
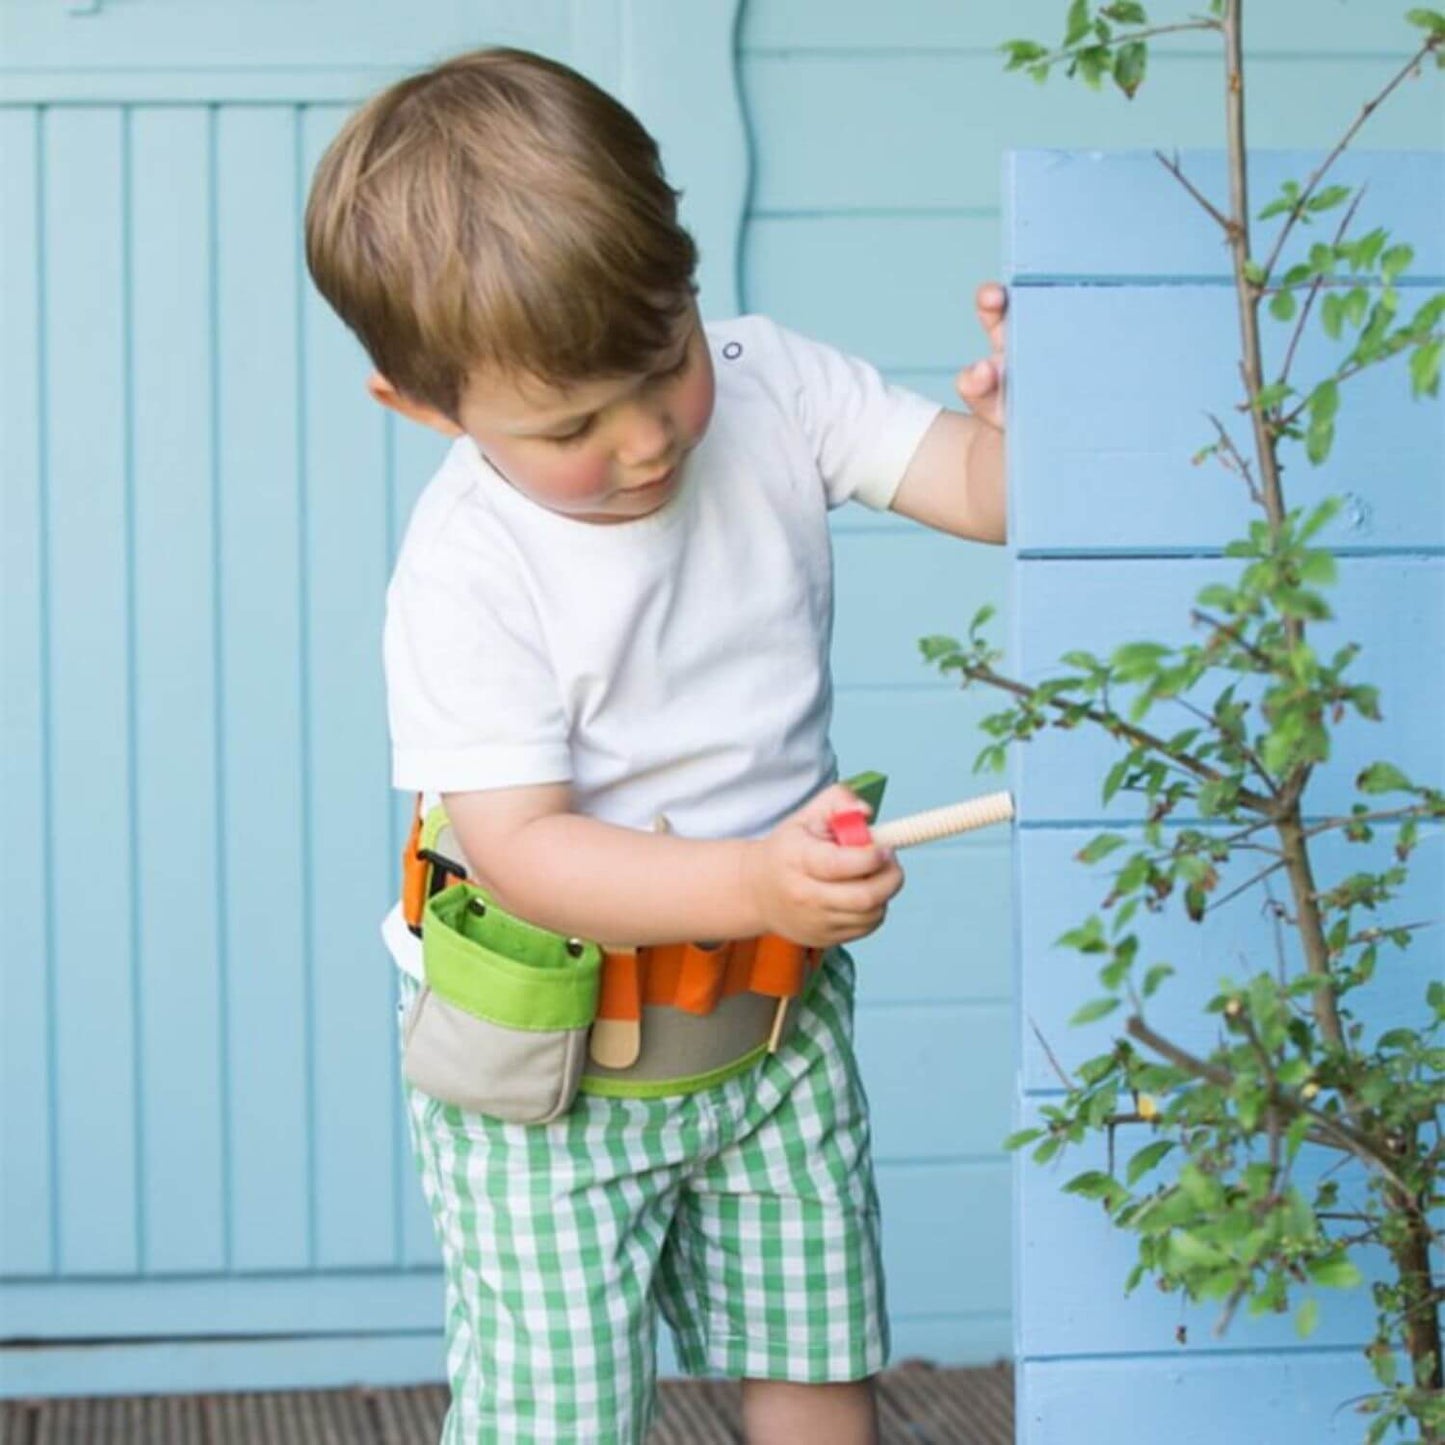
[955,282,1007,430]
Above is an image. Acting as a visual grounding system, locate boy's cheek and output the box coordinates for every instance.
[678,361,716,443]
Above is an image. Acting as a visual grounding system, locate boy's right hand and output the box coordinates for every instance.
[741,784,905,948]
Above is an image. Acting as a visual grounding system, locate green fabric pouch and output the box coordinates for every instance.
[401,883,602,1124]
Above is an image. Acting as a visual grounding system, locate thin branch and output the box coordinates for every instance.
[1203,411,1263,508]
[1261,40,1441,283]
[1030,1015,1076,1091]
[1278,328,1445,430]
[1277,188,1366,395]
[1205,856,1290,915]
[1030,19,1222,70]
[961,661,1277,814]
[1303,804,1439,839]
[1155,149,1233,232]
[1124,1014,1414,1195]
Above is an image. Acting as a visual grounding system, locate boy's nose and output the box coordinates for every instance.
[615,404,673,468]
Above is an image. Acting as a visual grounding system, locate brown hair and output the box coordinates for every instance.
[304,48,698,417]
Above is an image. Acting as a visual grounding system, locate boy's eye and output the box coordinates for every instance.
[547,416,596,446]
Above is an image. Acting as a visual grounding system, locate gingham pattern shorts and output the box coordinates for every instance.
[398,948,888,1445]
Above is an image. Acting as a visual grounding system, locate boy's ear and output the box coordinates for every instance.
[366,372,464,438]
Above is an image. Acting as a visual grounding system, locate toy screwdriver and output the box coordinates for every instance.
[764,788,1017,1053]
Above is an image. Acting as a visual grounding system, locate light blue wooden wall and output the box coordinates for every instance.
[737,0,1444,1385]
[1005,149,1443,1441]
[3,0,1440,1405]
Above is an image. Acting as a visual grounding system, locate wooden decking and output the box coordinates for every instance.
[0,1360,1013,1443]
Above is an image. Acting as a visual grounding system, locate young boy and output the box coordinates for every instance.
[305,47,1006,1445]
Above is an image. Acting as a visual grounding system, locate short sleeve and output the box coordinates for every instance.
[383,541,570,794]
[762,319,942,511]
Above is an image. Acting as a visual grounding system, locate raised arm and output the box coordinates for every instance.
[442,781,903,949]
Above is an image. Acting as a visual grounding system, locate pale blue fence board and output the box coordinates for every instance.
[1017,1131,1399,1357]
[213,106,311,1274]
[44,107,140,1277]
[1011,284,1444,555]
[299,106,400,1271]
[744,214,999,371]
[0,106,53,1280]
[746,61,1444,217]
[1013,556,1445,823]
[1007,148,1442,1439]
[129,106,228,1276]
[742,0,1424,54]
[1018,826,1442,1096]
[878,1162,1012,1320]
[849,841,1013,1005]
[857,1005,1012,1160]
[1019,1350,1379,1443]
[1008,150,1445,283]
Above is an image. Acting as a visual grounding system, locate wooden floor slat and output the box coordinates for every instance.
[7,1362,1013,1443]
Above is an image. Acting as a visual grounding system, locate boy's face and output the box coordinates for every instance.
[424,305,715,525]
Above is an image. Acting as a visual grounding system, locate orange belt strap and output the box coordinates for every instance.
[597,936,819,1022]
[402,798,819,1011]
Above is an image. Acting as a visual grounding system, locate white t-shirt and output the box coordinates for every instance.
[380,315,941,976]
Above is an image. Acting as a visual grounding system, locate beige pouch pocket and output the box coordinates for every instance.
[402,883,601,1125]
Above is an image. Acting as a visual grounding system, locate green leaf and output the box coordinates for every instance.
[1357,761,1412,794]
[1126,1139,1175,1186]
[1077,832,1128,865]
[1410,336,1442,399]
[1320,291,1344,340]
[1380,243,1415,284]
[1295,1297,1320,1340]
[1004,1127,1046,1150]
[919,634,960,663]
[1268,288,1297,322]
[1070,996,1122,1025]
[1406,8,1445,36]
[1101,1,1148,21]
[1305,184,1352,215]
[1306,1253,1363,1290]
[1113,40,1147,97]
[1065,0,1092,46]
[1142,963,1175,999]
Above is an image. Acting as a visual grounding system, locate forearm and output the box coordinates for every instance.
[964,417,1007,544]
[467,813,766,945]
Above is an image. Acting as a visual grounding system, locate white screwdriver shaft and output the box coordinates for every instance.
[870,791,1014,849]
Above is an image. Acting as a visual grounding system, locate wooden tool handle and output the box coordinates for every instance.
[869,791,1014,849]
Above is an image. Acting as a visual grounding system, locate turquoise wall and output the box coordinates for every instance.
[2,0,1439,1410]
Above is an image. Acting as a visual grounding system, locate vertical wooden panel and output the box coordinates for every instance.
[299,105,398,1268]
[42,106,140,1275]
[214,106,310,1272]
[0,106,55,1277]
[129,106,227,1274]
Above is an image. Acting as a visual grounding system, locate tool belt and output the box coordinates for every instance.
[397,796,875,1118]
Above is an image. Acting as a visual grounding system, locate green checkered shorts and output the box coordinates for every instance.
[398,948,888,1444]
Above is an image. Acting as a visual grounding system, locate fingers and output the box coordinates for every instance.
[976,281,1008,351]
[797,781,871,836]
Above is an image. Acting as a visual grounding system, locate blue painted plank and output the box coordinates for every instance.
[214,106,310,1272]
[0,106,54,1279]
[300,106,402,1270]
[42,106,139,1276]
[1008,151,1445,283]
[0,1269,440,1338]
[0,1,569,83]
[851,841,1013,1004]
[743,214,1000,370]
[1020,1351,1380,1443]
[623,0,746,319]
[859,1006,1013,1160]
[833,530,1007,687]
[1013,556,1444,823]
[746,63,1444,215]
[1017,825,1441,1095]
[1010,284,1444,554]
[878,1161,1012,1319]
[0,1331,450,1399]
[1017,1122,1398,1356]
[742,0,1423,54]
[830,688,1003,822]
[128,106,228,1276]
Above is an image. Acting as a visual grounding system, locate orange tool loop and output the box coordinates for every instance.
[401,806,429,934]
[597,936,819,1021]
